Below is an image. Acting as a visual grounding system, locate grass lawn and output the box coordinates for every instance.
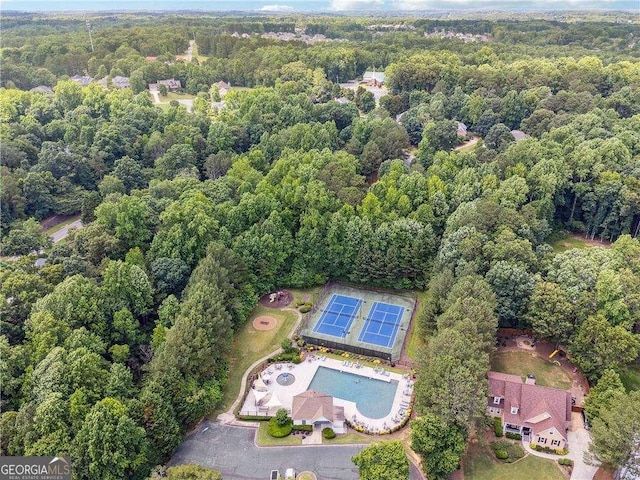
[406,291,428,361]
[405,320,424,362]
[323,431,373,445]
[290,286,322,307]
[162,91,196,101]
[215,305,298,415]
[255,422,302,446]
[491,352,573,390]
[44,214,81,236]
[463,443,565,480]
[619,365,640,392]
[297,473,316,480]
[550,234,589,253]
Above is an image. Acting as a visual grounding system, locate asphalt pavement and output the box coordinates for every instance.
[170,420,424,480]
[51,219,83,243]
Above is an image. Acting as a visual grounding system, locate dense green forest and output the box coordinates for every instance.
[1,11,639,480]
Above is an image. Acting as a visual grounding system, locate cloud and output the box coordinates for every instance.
[395,0,624,8]
[330,0,385,10]
[259,4,295,10]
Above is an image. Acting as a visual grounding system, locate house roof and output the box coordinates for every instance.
[488,371,571,439]
[292,390,342,423]
[363,71,385,83]
[457,121,468,135]
[71,75,94,86]
[34,258,48,267]
[30,85,54,94]
[214,81,230,90]
[511,130,528,141]
[150,78,181,91]
[112,76,130,88]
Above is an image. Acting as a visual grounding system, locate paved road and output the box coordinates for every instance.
[171,421,364,480]
[51,219,82,243]
[171,421,424,480]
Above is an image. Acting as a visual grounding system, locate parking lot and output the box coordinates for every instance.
[171,421,424,480]
[170,421,365,480]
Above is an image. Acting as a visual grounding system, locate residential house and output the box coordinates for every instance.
[457,121,468,137]
[511,130,529,142]
[112,76,130,89]
[148,78,182,91]
[487,371,572,450]
[213,81,230,96]
[335,97,350,105]
[291,390,346,434]
[30,85,54,94]
[362,71,385,87]
[70,75,94,87]
[98,76,130,89]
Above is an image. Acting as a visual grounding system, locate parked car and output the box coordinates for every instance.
[270,470,279,480]
[581,410,591,430]
[284,468,296,479]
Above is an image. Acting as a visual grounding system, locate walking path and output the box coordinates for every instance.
[215,300,426,480]
[217,306,303,424]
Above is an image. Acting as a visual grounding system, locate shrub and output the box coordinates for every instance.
[556,448,569,455]
[299,303,312,313]
[505,432,522,440]
[237,415,272,421]
[281,338,295,354]
[492,440,524,462]
[494,417,503,437]
[275,408,289,427]
[322,427,336,439]
[267,417,292,438]
[531,444,560,454]
[273,352,301,363]
[495,450,509,460]
[558,458,574,466]
[292,424,313,432]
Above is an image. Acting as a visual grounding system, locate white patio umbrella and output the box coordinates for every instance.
[254,390,270,406]
[264,393,283,410]
[254,377,268,391]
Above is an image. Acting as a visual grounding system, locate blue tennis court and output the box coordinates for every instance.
[357,302,405,348]
[313,294,363,338]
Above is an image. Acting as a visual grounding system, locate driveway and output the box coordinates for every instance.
[171,421,424,480]
[567,412,599,480]
[51,219,82,243]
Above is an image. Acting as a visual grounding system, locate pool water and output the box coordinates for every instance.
[307,366,398,419]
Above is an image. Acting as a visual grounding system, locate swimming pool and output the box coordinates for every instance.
[307,366,399,419]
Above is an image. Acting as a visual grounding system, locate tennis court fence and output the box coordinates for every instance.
[299,283,417,362]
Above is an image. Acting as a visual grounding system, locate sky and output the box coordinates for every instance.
[1,0,637,10]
